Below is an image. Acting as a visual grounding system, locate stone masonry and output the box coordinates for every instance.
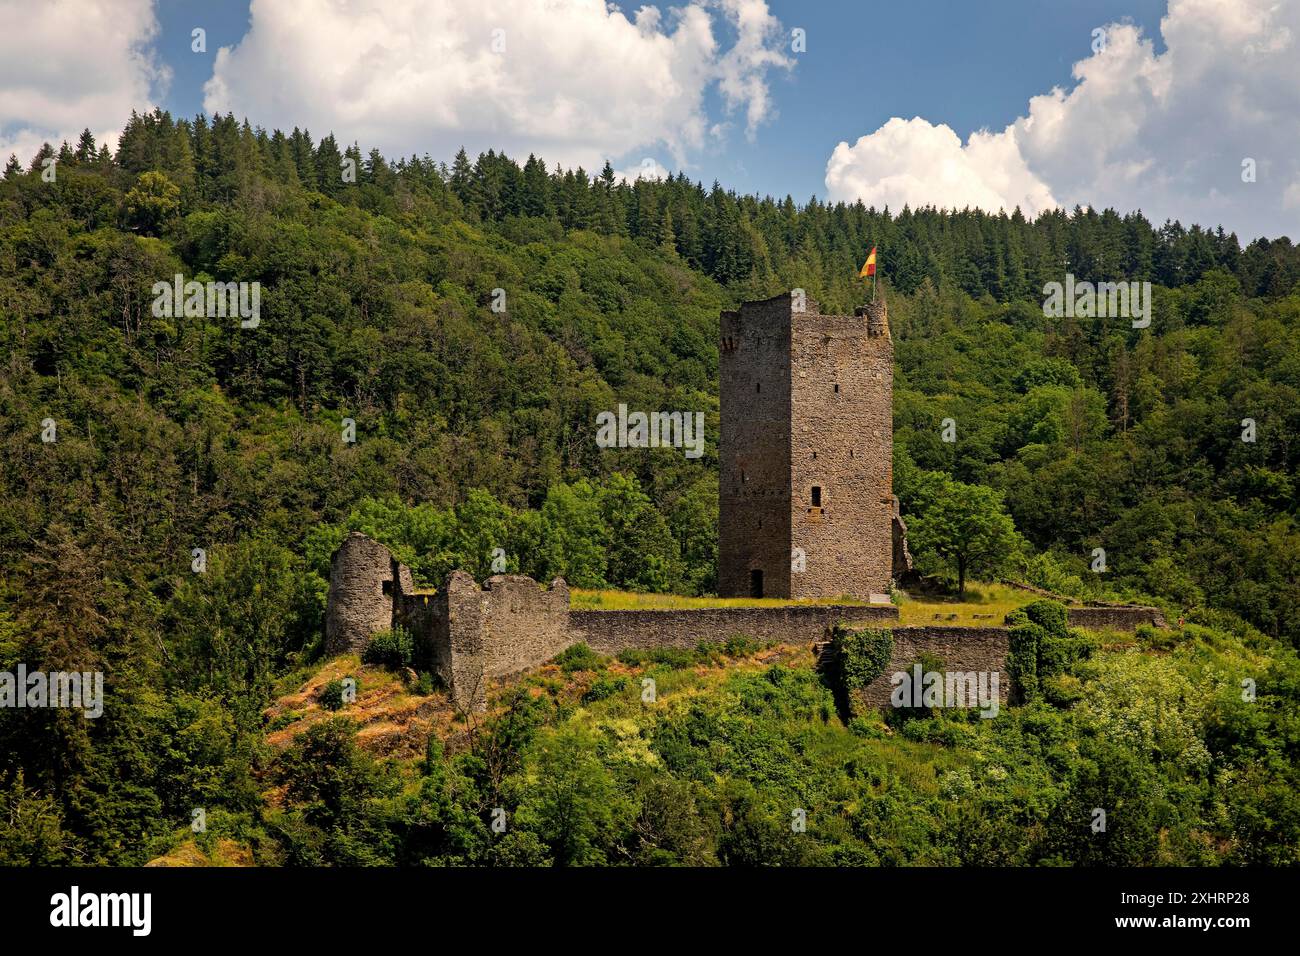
[719,292,896,601]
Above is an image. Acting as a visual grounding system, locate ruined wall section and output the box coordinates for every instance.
[719,293,793,598]
[479,575,571,679]
[1066,606,1167,631]
[325,532,404,656]
[856,626,1011,708]
[790,298,894,599]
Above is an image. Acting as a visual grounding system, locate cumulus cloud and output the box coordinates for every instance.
[203,0,792,172]
[0,0,167,164]
[826,0,1300,240]
[826,117,1058,218]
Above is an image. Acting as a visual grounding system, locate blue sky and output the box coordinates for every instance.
[4,0,1297,239]
[150,0,1167,203]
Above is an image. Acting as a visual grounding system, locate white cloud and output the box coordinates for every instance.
[613,157,671,183]
[826,0,1300,240]
[203,0,792,172]
[0,0,167,164]
[825,117,1058,217]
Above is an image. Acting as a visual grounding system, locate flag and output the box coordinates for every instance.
[860,246,877,278]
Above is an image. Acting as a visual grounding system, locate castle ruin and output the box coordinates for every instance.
[322,292,1162,712]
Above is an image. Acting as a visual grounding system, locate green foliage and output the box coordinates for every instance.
[832,625,894,691]
[581,675,629,704]
[1007,623,1045,703]
[1022,599,1069,633]
[1006,600,1094,703]
[317,678,357,712]
[3,109,1300,865]
[362,627,414,670]
[552,642,606,673]
[906,475,1023,598]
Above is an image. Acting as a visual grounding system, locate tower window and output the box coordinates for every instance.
[756,382,761,393]
[382,580,393,596]
[812,451,817,460]
[750,569,764,599]
[834,383,840,393]
[811,486,822,507]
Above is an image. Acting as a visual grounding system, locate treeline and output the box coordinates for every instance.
[11,108,1300,308]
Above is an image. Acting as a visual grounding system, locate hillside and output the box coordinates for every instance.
[1,110,1298,864]
[147,600,1300,867]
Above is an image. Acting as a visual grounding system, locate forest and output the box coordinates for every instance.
[0,108,1297,865]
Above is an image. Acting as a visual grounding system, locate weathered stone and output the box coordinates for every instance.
[570,604,897,655]
[324,532,399,656]
[719,292,900,600]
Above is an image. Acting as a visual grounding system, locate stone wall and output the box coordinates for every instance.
[326,535,1166,714]
[719,293,793,598]
[853,626,1012,708]
[790,297,894,600]
[570,603,899,656]
[1066,606,1167,631]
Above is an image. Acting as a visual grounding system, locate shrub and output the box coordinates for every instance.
[721,634,764,658]
[582,675,630,704]
[617,646,697,669]
[1022,599,1068,635]
[1040,631,1098,676]
[832,626,894,691]
[362,627,414,669]
[552,642,606,673]
[413,672,439,695]
[1007,623,1044,703]
[317,677,358,711]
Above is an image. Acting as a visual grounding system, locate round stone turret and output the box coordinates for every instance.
[325,532,398,655]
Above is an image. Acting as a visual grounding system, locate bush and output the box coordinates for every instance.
[832,626,894,691]
[362,627,414,670]
[617,646,697,669]
[317,677,358,711]
[582,675,630,704]
[1022,599,1069,635]
[721,635,764,657]
[1007,623,1044,703]
[552,642,606,673]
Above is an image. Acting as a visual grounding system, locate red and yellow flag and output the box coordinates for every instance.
[860,246,877,278]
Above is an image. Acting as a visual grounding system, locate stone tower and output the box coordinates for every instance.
[718,291,894,601]
[324,531,413,655]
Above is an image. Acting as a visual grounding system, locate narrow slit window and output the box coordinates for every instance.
[811,486,822,507]
[834,382,840,393]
